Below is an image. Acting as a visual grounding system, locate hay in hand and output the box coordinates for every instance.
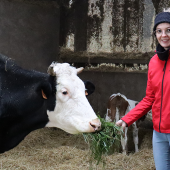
[83,116,123,168]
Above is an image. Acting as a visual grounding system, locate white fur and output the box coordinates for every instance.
[46,63,100,134]
[115,107,120,122]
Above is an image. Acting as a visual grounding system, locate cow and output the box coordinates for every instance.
[105,93,152,154]
[0,54,101,153]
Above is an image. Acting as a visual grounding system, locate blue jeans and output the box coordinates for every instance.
[153,130,170,170]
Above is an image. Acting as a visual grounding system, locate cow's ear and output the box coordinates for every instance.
[84,80,95,96]
[42,90,47,99]
[41,82,52,99]
[47,62,56,76]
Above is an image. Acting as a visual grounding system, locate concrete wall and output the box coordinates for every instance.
[79,71,147,117]
[0,0,59,72]
[60,0,170,54]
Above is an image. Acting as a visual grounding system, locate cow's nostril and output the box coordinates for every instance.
[90,119,101,131]
[90,123,96,129]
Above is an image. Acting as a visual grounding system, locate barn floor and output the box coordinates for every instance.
[0,128,155,170]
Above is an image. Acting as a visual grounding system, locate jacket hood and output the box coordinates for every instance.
[156,43,170,61]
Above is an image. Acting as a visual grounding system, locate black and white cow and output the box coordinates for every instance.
[106,93,152,154]
[0,54,101,153]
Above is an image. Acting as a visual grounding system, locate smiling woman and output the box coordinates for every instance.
[116,9,170,170]
[155,23,170,50]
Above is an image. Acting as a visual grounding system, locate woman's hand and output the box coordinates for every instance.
[116,120,127,132]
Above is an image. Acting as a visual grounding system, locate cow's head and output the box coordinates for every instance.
[46,62,101,134]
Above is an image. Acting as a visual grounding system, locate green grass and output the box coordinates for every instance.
[83,116,123,169]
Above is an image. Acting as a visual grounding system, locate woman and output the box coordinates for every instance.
[116,11,170,170]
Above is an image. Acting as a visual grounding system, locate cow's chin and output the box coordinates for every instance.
[58,124,97,134]
[46,114,99,134]
[56,126,95,134]
[46,121,97,134]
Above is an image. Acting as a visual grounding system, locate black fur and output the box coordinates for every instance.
[0,54,56,153]
[84,80,95,96]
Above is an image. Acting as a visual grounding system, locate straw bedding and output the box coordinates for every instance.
[0,128,155,170]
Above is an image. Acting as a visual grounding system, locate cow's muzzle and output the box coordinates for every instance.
[89,118,101,131]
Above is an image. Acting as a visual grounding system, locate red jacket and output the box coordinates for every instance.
[122,45,170,133]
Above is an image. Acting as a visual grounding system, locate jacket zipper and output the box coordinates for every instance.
[159,60,168,132]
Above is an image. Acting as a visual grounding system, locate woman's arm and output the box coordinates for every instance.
[118,64,155,127]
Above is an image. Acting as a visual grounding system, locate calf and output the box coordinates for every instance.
[0,54,101,153]
[106,93,150,154]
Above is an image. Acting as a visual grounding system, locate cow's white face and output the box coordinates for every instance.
[46,63,101,134]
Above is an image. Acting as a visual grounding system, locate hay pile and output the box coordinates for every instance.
[0,128,155,170]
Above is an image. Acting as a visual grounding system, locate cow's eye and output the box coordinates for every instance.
[62,91,68,95]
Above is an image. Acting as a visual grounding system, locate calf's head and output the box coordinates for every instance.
[106,93,129,122]
[46,62,101,134]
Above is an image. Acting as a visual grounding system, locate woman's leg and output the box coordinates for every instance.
[153,130,170,170]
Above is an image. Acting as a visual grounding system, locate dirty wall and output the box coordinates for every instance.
[60,0,170,53]
[59,0,170,116]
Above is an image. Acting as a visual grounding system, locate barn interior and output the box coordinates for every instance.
[0,0,168,169]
